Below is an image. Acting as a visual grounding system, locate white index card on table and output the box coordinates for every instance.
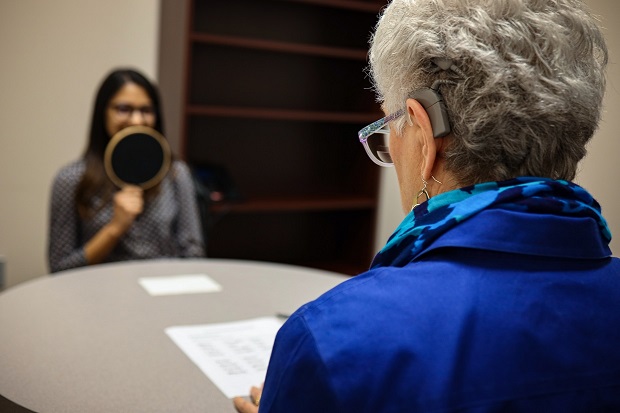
[165,316,285,398]
[138,274,222,296]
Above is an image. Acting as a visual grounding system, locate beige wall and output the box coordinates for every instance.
[0,0,160,288]
[578,0,620,254]
[376,0,620,255]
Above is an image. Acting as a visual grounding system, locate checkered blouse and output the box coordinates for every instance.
[48,160,205,273]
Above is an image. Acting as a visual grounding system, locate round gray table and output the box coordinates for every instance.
[0,258,349,413]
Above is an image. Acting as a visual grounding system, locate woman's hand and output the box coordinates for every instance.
[233,385,262,413]
[84,185,144,265]
[110,185,143,231]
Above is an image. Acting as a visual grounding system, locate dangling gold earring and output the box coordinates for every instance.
[411,175,442,211]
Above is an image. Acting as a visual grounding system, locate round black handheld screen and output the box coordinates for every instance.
[104,126,171,189]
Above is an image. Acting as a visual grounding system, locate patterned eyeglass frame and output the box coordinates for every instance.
[358,108,405,167]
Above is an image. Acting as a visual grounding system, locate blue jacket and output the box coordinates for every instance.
[260,208,620,412]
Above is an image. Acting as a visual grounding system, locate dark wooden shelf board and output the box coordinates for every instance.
[190,33,368,61]
[187,105,380,123]
[279,0,384,13]
[210,196,377,213]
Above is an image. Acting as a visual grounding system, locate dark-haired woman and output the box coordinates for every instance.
[48,68,204,273]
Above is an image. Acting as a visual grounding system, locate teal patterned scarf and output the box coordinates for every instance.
[371,177,611,269]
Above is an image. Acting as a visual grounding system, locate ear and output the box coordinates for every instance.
[405,98,437,180]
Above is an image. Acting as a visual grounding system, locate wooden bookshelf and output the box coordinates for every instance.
[161,0,386,275]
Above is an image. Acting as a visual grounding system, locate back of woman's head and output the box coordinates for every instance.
[369,0,608,184]
[86,68,164,159]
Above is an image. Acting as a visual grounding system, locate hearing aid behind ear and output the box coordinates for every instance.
[411,88,451,138]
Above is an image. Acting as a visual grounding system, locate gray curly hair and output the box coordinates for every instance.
[369,0,608,184]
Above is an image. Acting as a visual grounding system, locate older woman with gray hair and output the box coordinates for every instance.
[233,0,620,412]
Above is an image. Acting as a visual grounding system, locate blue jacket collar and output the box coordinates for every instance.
[419,208,611,260]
